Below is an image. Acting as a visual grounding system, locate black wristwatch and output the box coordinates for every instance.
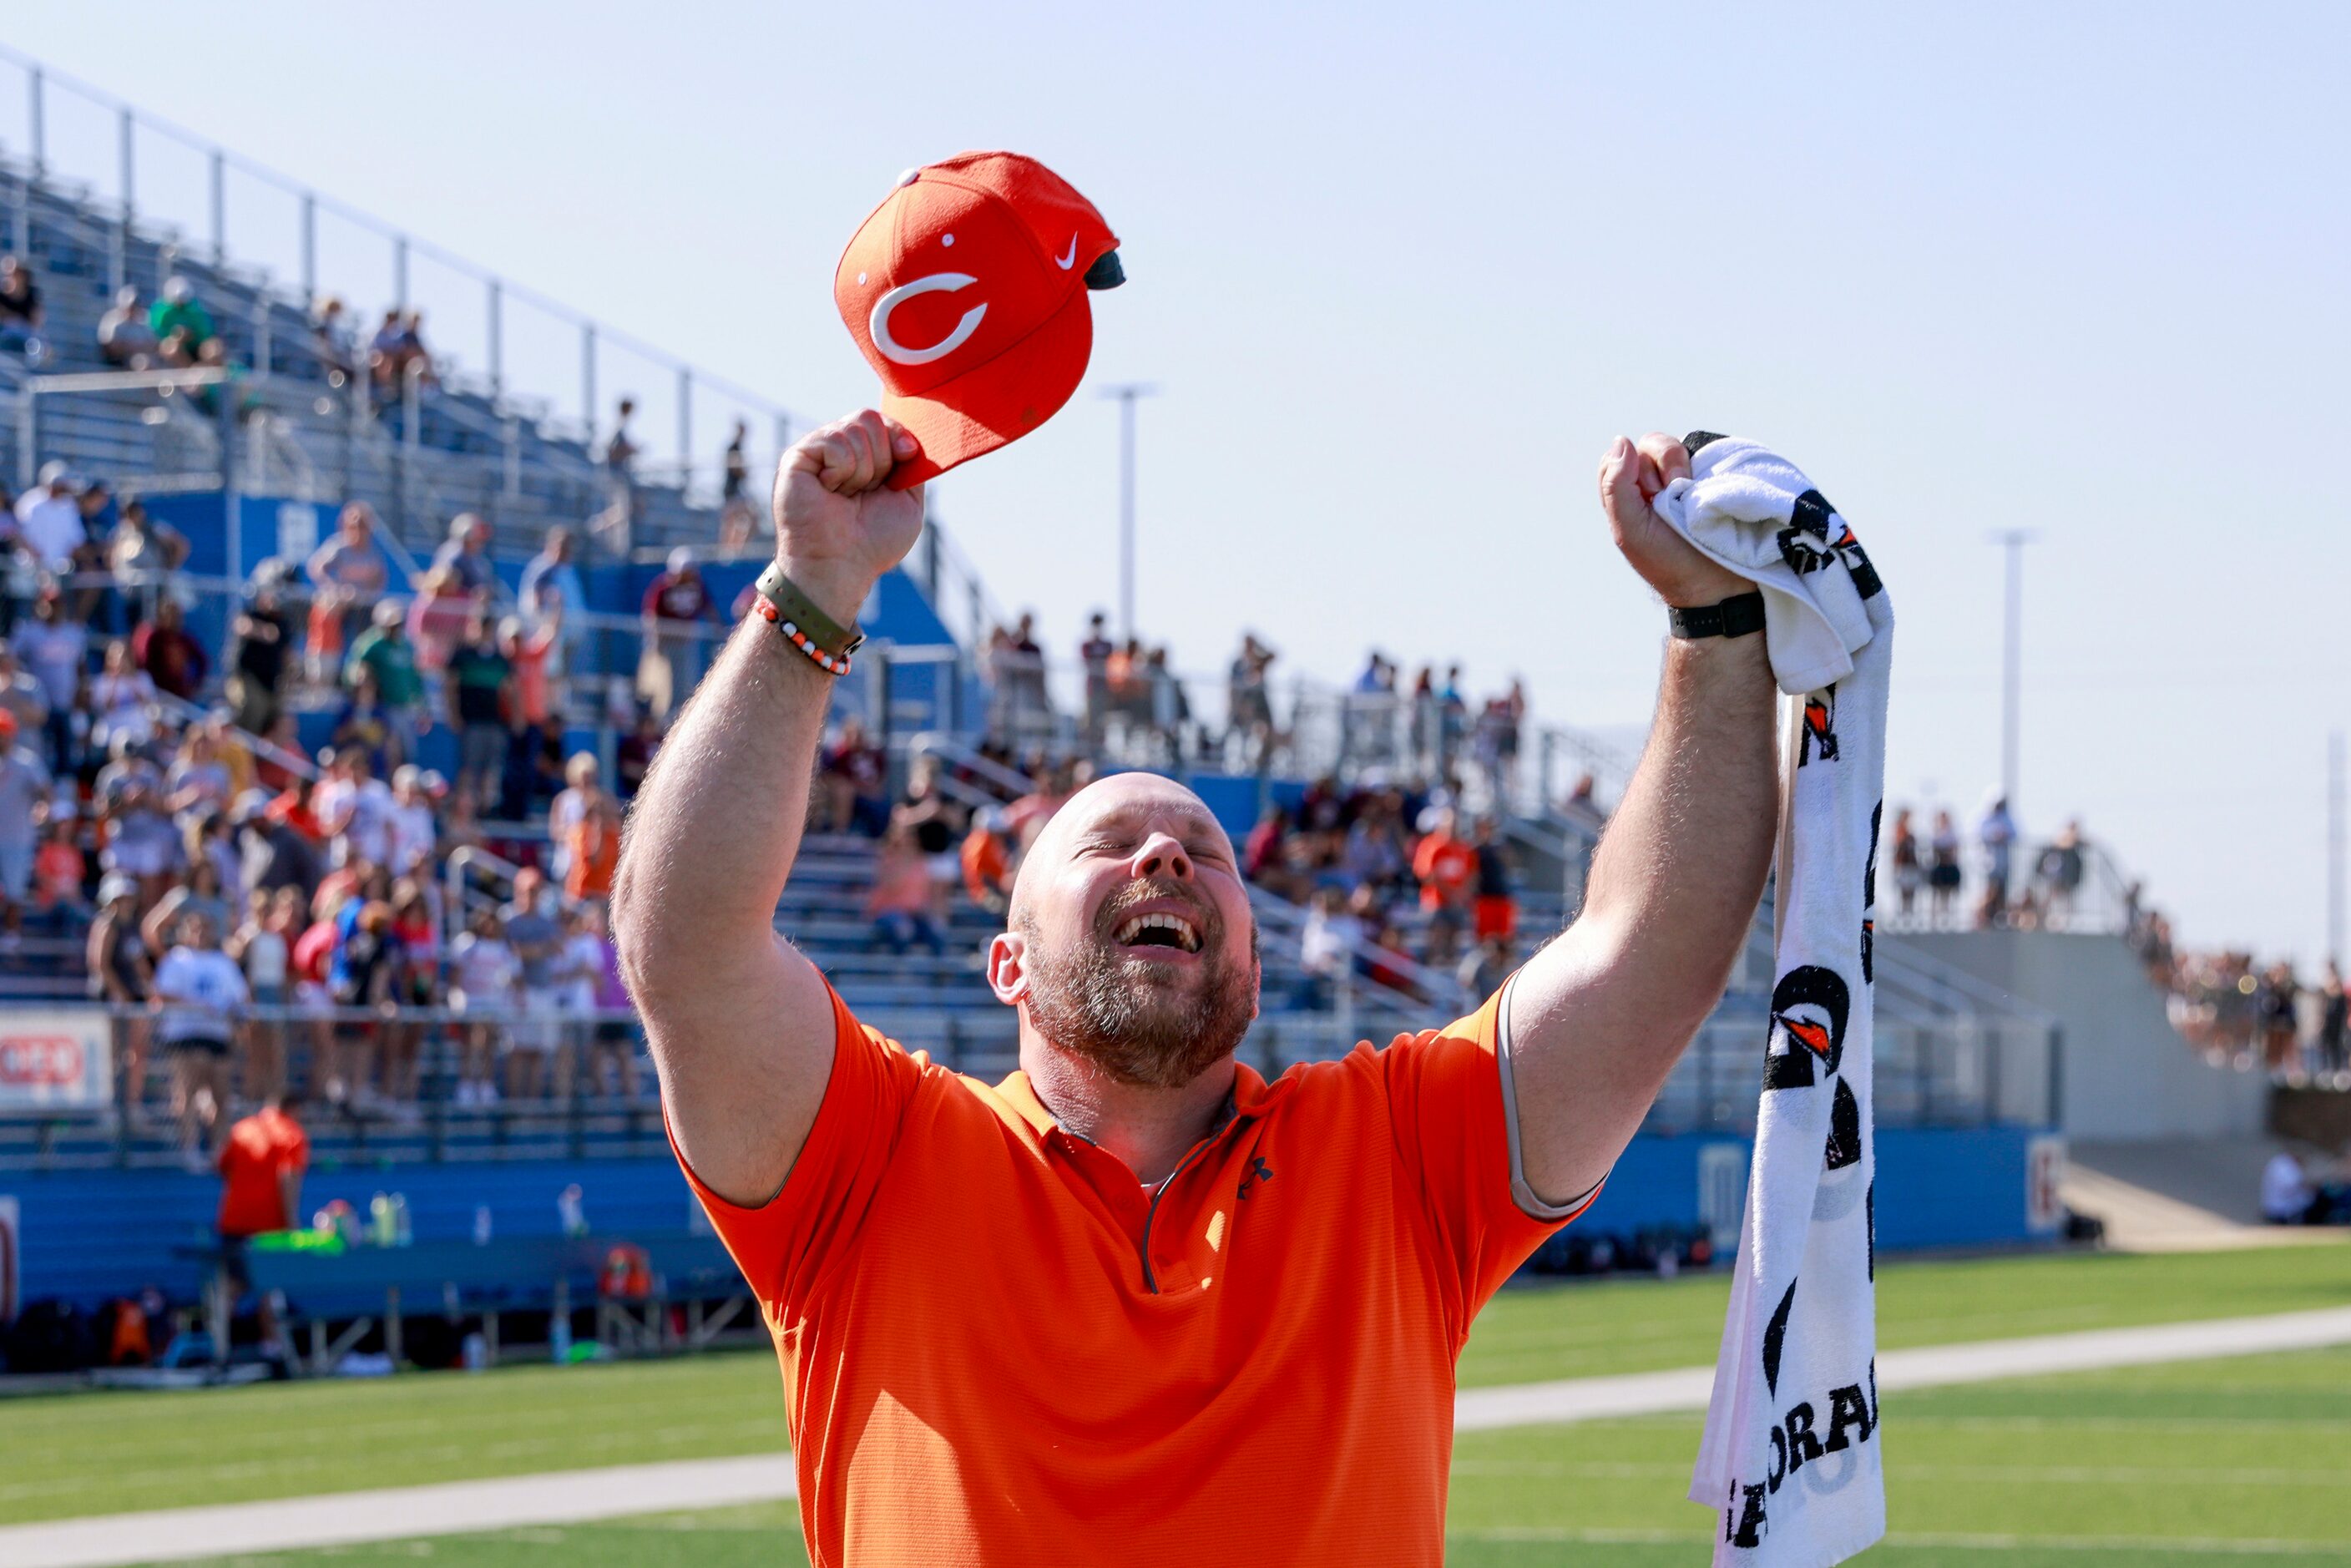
[1667,590,1766,640]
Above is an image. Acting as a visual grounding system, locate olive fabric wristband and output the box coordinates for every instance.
[1667,590,1767,641]
[752,562,866,676]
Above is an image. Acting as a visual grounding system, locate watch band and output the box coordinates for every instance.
[1667,590,1766,640]
[753,561,866,676]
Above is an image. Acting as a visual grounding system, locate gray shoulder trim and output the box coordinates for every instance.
[1496,974,1605,1222]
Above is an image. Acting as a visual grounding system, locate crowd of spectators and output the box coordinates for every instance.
[1878,797,2093,932]
[816,696,1532,1007]
[978,614,1532,816]
[0,463,670,1156]
[2126,891,2347,1086]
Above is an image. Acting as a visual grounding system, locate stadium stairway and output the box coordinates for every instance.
[0,154,715,559]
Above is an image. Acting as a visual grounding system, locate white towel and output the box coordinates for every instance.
[1653,434,1893,1567]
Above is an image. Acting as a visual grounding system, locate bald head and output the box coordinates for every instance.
[1009,772,1236,929]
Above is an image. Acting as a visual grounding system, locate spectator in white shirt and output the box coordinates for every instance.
[227,885,296,1103]
[387,765,439,875]
[449,906,519,1106]
[13,463,85,574]
[1297,886,1364,1009]
[10,586,86,771]
[316,747,397,870]
[98,286,158,370]
[153,908,250,1157]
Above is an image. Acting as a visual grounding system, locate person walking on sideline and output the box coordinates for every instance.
[215,1090,309,1359]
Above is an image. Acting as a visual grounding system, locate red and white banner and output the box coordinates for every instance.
[0,1009,113,1110]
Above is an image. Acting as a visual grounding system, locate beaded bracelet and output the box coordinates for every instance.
[752,562,865,677]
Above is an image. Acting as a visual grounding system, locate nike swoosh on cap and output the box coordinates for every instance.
[1054,235,1079,269]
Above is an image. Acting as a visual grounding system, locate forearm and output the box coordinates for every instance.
[611,615,834,994]
[1506,633,1777,1200]
[1575,635,1778,1029]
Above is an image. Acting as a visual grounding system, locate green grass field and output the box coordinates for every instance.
[3,1246,2346,1563]
[107,1348,2351,1567]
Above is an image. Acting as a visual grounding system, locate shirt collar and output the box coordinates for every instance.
[993,1059,1296,1144]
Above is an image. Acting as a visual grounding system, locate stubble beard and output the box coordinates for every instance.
[1019,900,1258,1090]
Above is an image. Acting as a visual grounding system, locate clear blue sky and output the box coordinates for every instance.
[5,2,2344,968]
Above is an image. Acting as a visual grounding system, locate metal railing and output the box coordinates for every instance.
[0,46,801,485]
[1641,1009,2060,1136]
[1875,836,2137,938]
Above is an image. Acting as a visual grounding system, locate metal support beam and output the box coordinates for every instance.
[119,106,134,216]
[27,67,43,177]
[677,367,692,467]
[300,194,316,304]
[393,236,409,311]
[1098,382,1160,640]
[486,279,503,399]
[209,149,225,265]
[222,392,242,583]
[1988,529,2036,810]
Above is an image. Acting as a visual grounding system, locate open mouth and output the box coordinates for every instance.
[1112,910,1202,954]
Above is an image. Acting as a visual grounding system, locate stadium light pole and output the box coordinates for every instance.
[1099,382,1159,640]
[1988,529,2036,809]
[2330,729,2344,969]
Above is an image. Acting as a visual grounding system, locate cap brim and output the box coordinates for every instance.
[882,286,1093,490]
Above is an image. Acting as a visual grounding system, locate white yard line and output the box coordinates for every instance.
[1452,1303,2351,1430]
[10,1305,2351,1568]
[0,1457,799,1568]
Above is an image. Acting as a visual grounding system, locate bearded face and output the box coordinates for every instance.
[1019,878,1259,1089]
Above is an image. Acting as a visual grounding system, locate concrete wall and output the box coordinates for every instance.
[1586,1125,2060,1255]
[1903,930,2267,1141]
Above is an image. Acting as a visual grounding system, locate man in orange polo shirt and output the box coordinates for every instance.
[614,417,1774,1565]
[216,1089,310,1358]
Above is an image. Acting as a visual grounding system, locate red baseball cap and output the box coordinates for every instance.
[835,152,1121,489]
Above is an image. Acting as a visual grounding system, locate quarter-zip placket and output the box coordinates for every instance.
[1139,1135,1222,1295]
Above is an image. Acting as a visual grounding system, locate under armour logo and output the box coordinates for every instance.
[1237,1156,1274,1201]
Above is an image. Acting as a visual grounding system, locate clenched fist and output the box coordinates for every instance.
[1597,432,1747,610]
[771,410,927,625]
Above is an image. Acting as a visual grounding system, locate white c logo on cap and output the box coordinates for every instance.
[869,273,987,367]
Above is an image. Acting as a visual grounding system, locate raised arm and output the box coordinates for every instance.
[612,412,923,1207]
[1504,432,1780,1205]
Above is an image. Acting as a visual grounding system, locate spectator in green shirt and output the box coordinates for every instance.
[345,598,423,764]
[150,277,216,368]
[445,613,514,807]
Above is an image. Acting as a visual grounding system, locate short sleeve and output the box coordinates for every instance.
[669,983,925,1320]
[1381,979,1602,1336]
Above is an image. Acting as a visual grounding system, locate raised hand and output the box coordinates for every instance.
[771,410,927,625]
[1597,431,1748,609]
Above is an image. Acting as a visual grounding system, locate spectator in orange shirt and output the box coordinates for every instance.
[1411,804,1478,966]
[215,1090,309,1358]
[960,808,1013,913]
[865,819,945,956]
[564,792,623,904]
